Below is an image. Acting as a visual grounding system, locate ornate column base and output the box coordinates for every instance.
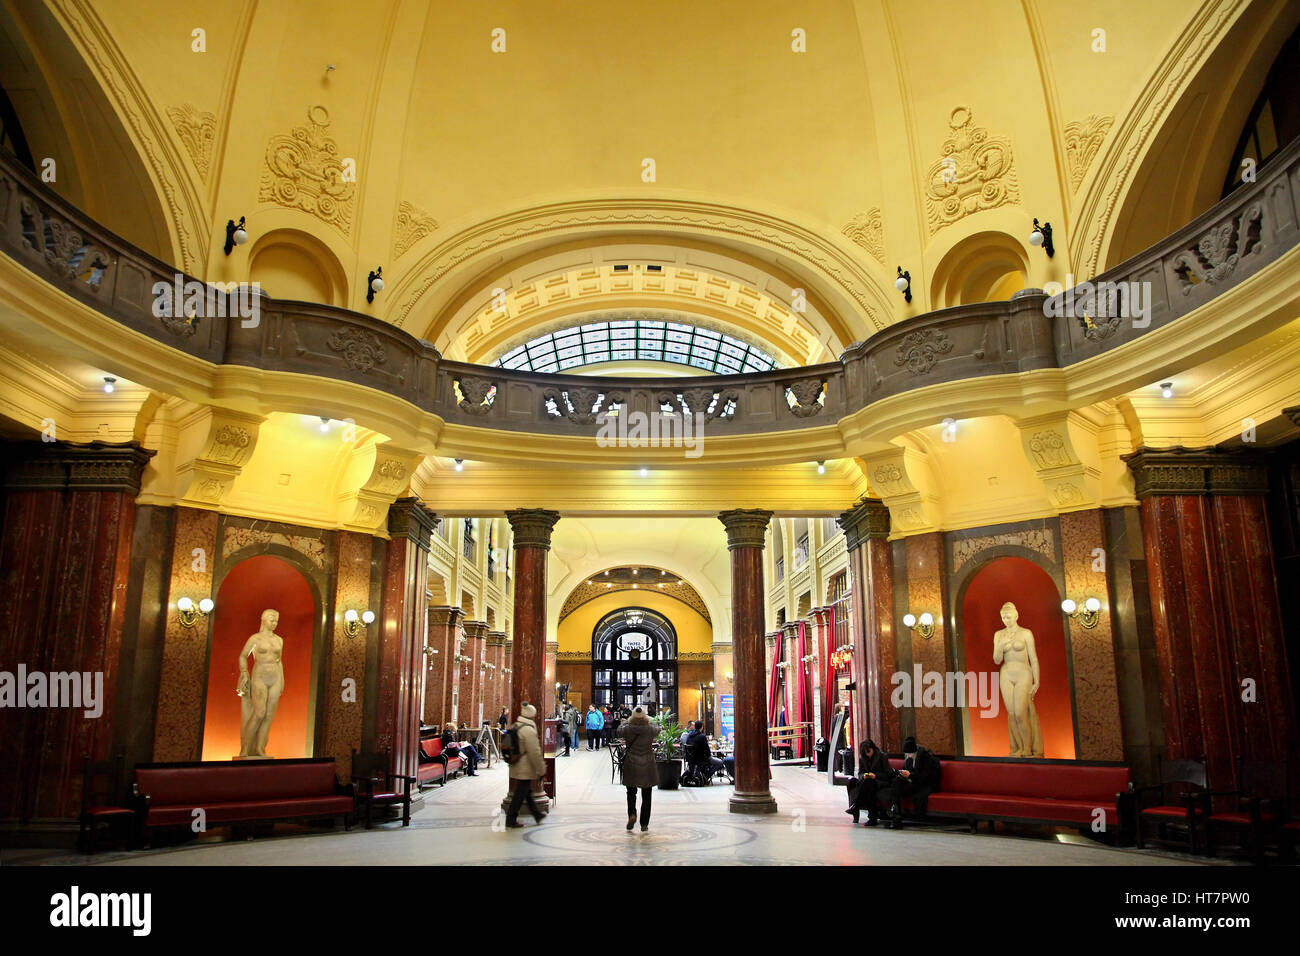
[729,791,779,814]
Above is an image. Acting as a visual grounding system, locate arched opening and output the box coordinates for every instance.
[591,606,677,714]
[201,554,318,760]
[248,229,349,306]
[930,232,1029,309]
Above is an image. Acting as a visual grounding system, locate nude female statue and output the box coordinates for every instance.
[991,602,1043,757]
[237,609,284,758]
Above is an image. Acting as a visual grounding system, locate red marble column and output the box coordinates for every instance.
[719,509,778,814]
[839,498,897,751]
[424,606,462,725]
[809,606,832,738]
[0,441,153,822]
[486,631,507,727]
[376,498,437,785]
[462,619,488,728]
[505,509,560,810]
[1125,448,1297,795]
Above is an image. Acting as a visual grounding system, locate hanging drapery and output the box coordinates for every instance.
[767,631,783,727]
[795,620,813,758]
[821,610,837,740]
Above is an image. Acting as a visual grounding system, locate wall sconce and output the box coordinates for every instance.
[1160,382,1174,399]
[902,611,935,639]
[816,460,826,475]
[102,376,117,393]
[423,645,438,659]
[482,662,497,673]
[1029,218,1055,257]
[775,661,789,671]
[829,645,854,669]
[1062,597,1102,629]
[895,266,912,303]
[224,216,248,256]
[799,653,818,665]
[343,608,375,637]
[502,667,512,676]
[176,596,214,628]
[366,267,384,304]
[724,670,734,682]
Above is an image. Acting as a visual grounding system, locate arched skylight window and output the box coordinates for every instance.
[496,319,779,375]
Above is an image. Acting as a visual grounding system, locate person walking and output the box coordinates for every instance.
[564,705,580,756]
[618,706,657,832]
[504,702,547,828]
[585,704,604,751]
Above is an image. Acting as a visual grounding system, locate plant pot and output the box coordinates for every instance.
[656,759,682,790]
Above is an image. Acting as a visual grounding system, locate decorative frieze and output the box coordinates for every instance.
[1122,446,1271,497]
[1064,114,1114,190]
[842,209,885,263]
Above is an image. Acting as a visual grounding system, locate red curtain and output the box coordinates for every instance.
[795,621,814,758]
[767,631,783,726]
[821,612,837,740]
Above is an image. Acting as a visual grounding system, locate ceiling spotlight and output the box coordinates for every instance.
[367,267,384,304]
[319,417,330,433]
[454,458,464,471]
[1160,382,1174,399]
[326,64,336,72]
[639,467,649,477]
[632,569,638,575]
[895,266,912,303]
[102,376,117,393]
[1029,218,1055,257]
[816,460,826,475]
[224,216,248,256]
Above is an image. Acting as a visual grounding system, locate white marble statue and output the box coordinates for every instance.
[237,609,284,758]
[992,601,1044,757]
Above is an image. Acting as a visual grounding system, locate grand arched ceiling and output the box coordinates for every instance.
[10,0,1288,369]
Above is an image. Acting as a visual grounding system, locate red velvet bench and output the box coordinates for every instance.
[132,757,355,843]
[417,738,464,788]
[885,756,1133,840]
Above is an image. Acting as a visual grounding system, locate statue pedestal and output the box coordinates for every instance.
[232,754,273,760]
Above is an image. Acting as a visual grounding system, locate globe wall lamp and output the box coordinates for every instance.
[224,216,248,256]
[176,596,214,628]
[366,267,384,304]
[902,611,935,640]
[1029,218,1055,257]
[423,645,438,659]
[343,608,375,637]
[895,266,912,303]
[724,670,734,682]
[1062,597,1103,629]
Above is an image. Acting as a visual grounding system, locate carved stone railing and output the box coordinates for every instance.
[2,134,1298,440]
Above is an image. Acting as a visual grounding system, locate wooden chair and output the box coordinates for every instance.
[1203,761,1289,864]
[1134,757,1208,853]
[609,740,626,784]
[79,753,135,853]
[351,748,413,829]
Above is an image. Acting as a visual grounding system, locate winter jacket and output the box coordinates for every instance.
[585,709,605,730]
[564,709,580,735]
[618,712,659,788]
[508,707,546,781]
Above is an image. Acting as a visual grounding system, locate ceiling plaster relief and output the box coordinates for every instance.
[923,107,1020,237]
[259,106,357,238]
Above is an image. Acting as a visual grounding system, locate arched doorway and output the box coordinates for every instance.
[591,607,677,714]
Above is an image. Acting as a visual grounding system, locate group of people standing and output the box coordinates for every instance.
[554,701,634,754]
[845,736,941,828]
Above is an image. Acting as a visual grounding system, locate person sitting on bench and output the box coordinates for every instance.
[882,736,941,829]
[441,722,481,776]
[845,738,893,826]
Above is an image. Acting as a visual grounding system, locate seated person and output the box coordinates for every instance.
[686,722,725,779]
[844,738,893,826]
[881,736,941,828]
[441,722,481,777]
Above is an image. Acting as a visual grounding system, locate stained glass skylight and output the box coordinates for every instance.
[495,319,779,375]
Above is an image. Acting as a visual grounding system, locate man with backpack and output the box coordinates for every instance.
[504,702,547,828]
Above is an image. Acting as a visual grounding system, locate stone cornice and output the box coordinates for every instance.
[718,509,773,550]
[428,606,464,627]
[1122,446,1271,497]
[462,620,489,640]
[838,497,891,551]
[506,509,561,550]
[3,440,155,494]
[387,497,439,550]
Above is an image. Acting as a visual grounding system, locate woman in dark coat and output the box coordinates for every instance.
[845,738,893,825]
[618,707,658,832]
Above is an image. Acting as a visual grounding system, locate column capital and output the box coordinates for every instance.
[506,508,561,550]
[463,619,489,640]
[838,497,890,550]
[1284,405,1300,428]
[428,605,464,627]
[3,440,155,494]
[388,497,439,550]
[717,509,773,550]
[486,630,507,646]
[1122,446,1270,498]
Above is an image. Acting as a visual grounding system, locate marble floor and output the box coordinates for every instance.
[5,748,1218,866]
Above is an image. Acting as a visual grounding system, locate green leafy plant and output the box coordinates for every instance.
[651,710,685,763]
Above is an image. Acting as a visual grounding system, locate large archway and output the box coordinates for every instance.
[591,606,678,714]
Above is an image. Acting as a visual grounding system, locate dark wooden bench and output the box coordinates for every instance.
[132,757,355,843]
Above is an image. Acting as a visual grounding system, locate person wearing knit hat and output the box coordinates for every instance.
[881,736,941,829]
[504,702,548,828]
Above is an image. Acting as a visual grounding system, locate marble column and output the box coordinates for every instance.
[504,509,560,812]
[0,441,153,821]
[839,498,897,751]
[462,619,489,729]
[376,498,437,785]
[486,630,507,728]
[809,605,833,739]
[424,606,463,726]
[1124,447,1296,795]
[719,509,778,814]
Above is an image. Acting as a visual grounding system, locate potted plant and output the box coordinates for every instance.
[652,711,685,790]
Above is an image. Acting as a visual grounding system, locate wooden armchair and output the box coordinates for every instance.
[1203,761,1289,864]
[351,748,414,829]
[1134,757,1208,853]
[79,752,135,853]
[609,740,626,784]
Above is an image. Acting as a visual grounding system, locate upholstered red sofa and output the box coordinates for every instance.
[417,738,464,788]
[885,756,1133,837]
[132,757,354,840]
